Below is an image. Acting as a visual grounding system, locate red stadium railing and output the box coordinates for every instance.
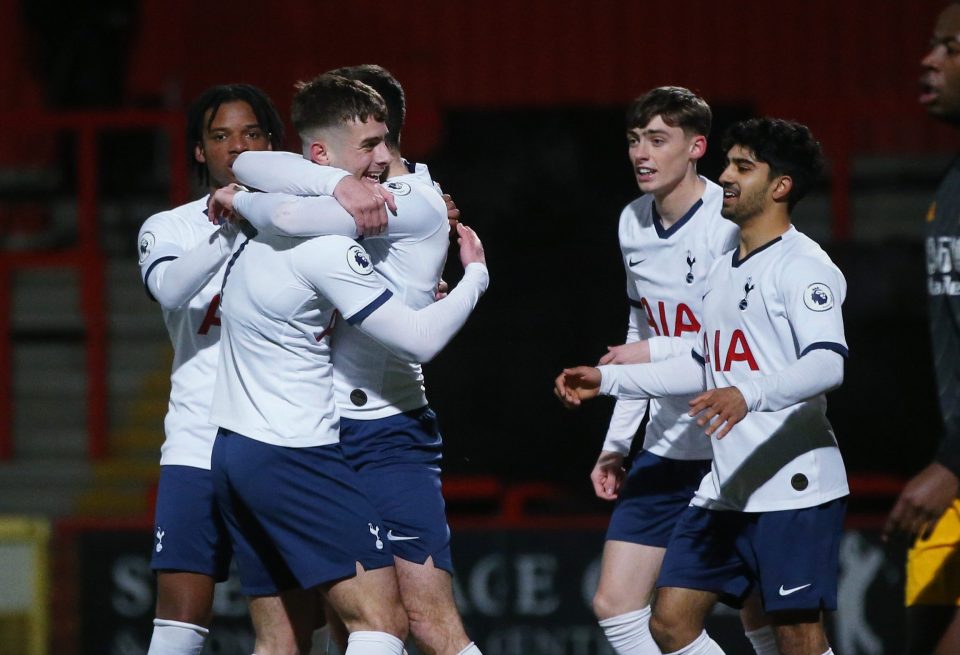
[0,111,189,460]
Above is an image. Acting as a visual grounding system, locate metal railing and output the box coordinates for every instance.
[0,110,188,460]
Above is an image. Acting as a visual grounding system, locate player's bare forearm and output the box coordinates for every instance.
[689,386,747,439]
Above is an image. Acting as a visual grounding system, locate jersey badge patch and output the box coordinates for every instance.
[138,232,156,264]
[803,283,834,311]
[384,181,412,196]
[347,244,374,275]
[685,250,696,284]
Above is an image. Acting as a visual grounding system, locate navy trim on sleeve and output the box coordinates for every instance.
[142,255,178,302]
[800,342,849,359]
[627,297,643,308]
[691,350,705,365]
[347,289,394,325]
[653,199,703,239]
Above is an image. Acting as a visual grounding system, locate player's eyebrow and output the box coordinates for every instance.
[640,128,670,137]
[727,156,756,167]
[931,34,960,48]
[359,135,383,148]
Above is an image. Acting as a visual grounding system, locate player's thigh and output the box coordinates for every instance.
[593,540,665,617]
[323,563,406,636]
[394,555,462,621]
[249,589,320,655]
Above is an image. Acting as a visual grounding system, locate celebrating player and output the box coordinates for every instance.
[582,86,751,655]
[207,74,489,655]
[883,3,960,653]
[557,118,848,655]
[216,65,483,655]
[137,83,393,655]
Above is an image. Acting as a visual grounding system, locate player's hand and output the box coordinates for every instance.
[208,184,244,225]
[688,386,747,439]
[598,341,651,365]
[455,223,486,267]
[435,279,449,300]
[554,366,602,408]
[444,193,460,234]
[883,462,959,542]
[591,450,626,500]
[333,176,396,237]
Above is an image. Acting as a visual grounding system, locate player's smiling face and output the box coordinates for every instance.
[718,145,776,224]
[921,3,960,124]
[195,100,272,189]
[627,115,705,197]
[313,118,392,181]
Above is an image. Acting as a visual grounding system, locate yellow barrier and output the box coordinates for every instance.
[0,517,49,655]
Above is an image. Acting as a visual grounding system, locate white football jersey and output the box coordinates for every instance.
[333,164,449,418]
[606,178,738,460]
[232,155,450,419]
[138,197,224,469]
[209,234,392,448]
[692,226,849,511]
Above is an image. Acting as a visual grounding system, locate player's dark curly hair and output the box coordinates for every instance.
[626,86,711,137]
[721,118,825,211]
[328,65,405,152]
[291,74,387,143]
[185,84,285,187]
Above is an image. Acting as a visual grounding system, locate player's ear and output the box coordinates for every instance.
[309,140,330,166]
[194,143,206,165]
[771,175,793,202]
[690,135,707,160]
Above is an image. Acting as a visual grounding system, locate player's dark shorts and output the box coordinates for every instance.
[657,497,846,612]
[605,450,711,548]
[340,406,452,573]
[211,429,395,596]
[151,464,231,581]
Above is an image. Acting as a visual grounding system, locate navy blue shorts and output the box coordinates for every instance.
[211,429,395,596]
[340,406,452,572]
[151,464,232,580]
[657,497,847,612]
[605,451,711,548]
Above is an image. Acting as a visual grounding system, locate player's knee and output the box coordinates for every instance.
[649,608,687,652]
[357,601,409,642]
[592,588,621,620]
[406,602,466,648]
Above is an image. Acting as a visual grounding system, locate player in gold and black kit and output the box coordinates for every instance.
[884,3,960,653]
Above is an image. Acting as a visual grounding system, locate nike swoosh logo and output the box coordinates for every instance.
[628,258,646,266]
[386,530,420,542]
[778,583,812,596]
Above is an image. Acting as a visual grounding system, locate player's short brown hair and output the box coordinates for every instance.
[291,74,387,141]
[626,86,711,137]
